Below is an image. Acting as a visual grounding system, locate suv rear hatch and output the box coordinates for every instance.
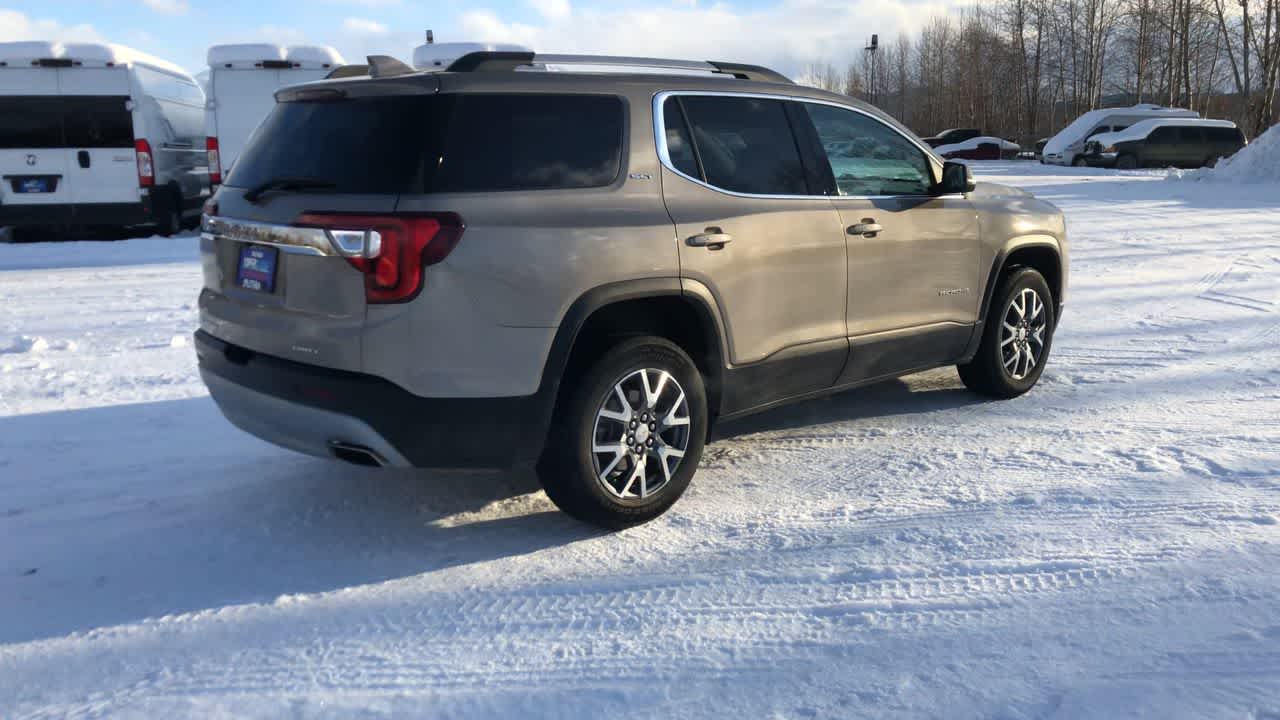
[200,84,455,372]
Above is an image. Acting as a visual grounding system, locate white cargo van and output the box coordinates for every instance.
[412,39,530,71]
[203,44,344,184]
[0,42,209,235]
[1042,104,1200,166]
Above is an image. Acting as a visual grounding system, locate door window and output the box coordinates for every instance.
[676,95,808,195]
[1177,126,1204,143]
[661,98,701,179]
[802,103,933,196]
[1147,127,1176,144]
[0,96,132,149]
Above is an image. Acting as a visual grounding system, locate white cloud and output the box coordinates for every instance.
[0,10,104,44]
[141,0,190,15]
[342,17,391,35]
[528,0,572,21]
[455,0,968,78]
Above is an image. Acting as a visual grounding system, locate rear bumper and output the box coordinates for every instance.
[194,330,554,469]
[0,200,153,228]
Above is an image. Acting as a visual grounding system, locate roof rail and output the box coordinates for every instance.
[446,51,792,84]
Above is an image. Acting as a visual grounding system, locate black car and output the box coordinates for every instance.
[1081,122,1246,169]
[922,128,982,148]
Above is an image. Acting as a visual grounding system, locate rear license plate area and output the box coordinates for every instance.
[235,244,278,294]
[7,176,59,194]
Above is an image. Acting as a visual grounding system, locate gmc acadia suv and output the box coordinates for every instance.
[195,52,1068,528]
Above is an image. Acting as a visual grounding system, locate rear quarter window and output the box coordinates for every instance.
[437,94,624,192]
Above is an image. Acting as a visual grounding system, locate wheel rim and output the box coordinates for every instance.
[591,368,691,500]
[1000,287,1048,381]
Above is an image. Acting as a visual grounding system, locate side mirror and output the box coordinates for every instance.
[937,161,976,195]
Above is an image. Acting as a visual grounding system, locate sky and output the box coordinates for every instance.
[0,0,968,78]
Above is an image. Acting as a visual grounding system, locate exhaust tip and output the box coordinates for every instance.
[329,441,386,468]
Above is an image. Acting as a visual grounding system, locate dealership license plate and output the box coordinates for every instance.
[16,178,51,193]
[235,245,278,294]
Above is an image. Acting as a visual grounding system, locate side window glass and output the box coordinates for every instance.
[803,103,933,196]
[678,96,808,195]
[1148,127,1173,144]
[1178,126,1203,143]
[662,98,701,180]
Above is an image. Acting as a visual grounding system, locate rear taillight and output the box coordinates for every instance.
[294,213,465,304]
[206,137,222,185]
[135,139,154,187]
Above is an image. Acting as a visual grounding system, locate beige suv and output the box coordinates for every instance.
[195,52,1068,528]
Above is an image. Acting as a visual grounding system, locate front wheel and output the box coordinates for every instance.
[538,337,708,529]
[1072,157,1089,167]
[958,268,1056,399]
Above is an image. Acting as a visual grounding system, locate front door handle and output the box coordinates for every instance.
[688,227,733,249]
[848,220,882,237]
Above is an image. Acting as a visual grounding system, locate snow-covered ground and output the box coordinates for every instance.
[2,163,1279,718]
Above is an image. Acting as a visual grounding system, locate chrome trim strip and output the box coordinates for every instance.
[203,216,335,256]
[652,90,948,202]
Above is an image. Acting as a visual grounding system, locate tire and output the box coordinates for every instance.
[1115,154,1138,170]
[1072,157,1089,167]
[155,189,183,237]
[958,267,1056,399]
[537,336,708,529]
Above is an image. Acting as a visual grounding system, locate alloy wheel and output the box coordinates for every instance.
[1000,287,1048,380]
[591,368,692,500]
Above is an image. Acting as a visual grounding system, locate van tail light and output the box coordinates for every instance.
[135,139,154,187]
[206,137,222,185]
[294,213,465,304]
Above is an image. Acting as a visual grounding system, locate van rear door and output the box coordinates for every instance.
[211,69,290,173]
[0,97,73,208]
[58,68,139,207]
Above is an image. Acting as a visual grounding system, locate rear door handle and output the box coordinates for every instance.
[847,221,882,237]
[688,228,733,249]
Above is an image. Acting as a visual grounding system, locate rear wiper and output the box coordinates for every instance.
[242,176,337,203]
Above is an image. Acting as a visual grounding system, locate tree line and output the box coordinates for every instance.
[798,0,1280,145]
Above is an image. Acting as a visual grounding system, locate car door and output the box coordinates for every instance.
[796,102,981,383]
[1175,126,1206,167]
[58,68,140,209]
[1143,126,1178,167]
[0,96,72,209]
[658,93,848,415]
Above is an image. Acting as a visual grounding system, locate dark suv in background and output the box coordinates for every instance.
[1082,120,1246,169]
[922,128,983,148]
[195,52,1068,528]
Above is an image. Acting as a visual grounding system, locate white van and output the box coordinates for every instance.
[203,44,344,183]
[0,42,209,235]
[1042,104,1200,166]
[412,40,530,71]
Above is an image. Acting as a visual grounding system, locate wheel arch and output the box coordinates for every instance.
[962,237,1063,361]
[537,279,729,439]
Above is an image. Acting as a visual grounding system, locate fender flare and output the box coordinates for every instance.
[962,235,1063,361]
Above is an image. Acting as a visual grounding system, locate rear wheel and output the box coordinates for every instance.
[538,336,707,529]
[154,189,183,237]
[958,267,1055,399]
[1115,154,1138,170]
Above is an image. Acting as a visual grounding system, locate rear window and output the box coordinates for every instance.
[0,96,132,149]
[1206,126,1244,143]
[226,92,625,194]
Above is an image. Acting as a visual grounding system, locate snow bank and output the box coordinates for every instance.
[934,136,1020,154]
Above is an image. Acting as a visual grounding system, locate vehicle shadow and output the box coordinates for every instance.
[0,397,600,645]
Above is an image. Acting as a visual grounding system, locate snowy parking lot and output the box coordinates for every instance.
[2,161,1279,717]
